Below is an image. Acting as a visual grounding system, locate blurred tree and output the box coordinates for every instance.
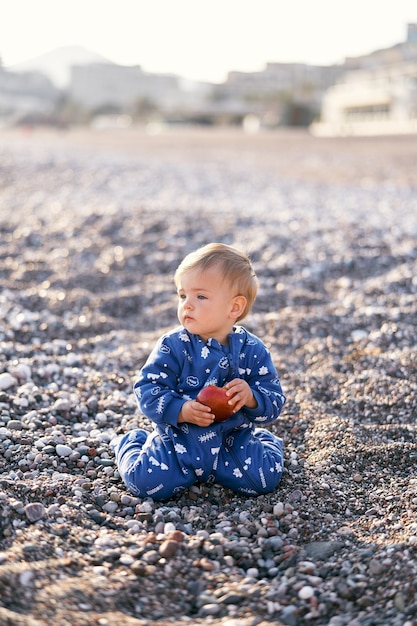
[54,93,91,125]
[132,97,158,121]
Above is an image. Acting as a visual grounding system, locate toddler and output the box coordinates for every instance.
[111,243,286,500]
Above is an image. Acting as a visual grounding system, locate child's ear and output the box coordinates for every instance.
[230,296,247,319]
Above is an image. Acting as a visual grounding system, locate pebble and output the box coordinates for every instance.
[53,398,72,412]
[7,419,23,430]
[337,526,355,536]
[25,502,46,522]
[19,570,34,586]
[0,372,17,390]
[55,444,73,457]
[159,539,179,558]
[298,585,315,600]
[199,603,221,616]
[273,502,284,516]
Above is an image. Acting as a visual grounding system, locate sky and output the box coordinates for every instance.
[1,0,417,83]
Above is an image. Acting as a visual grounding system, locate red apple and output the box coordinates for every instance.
[196,385,234,422]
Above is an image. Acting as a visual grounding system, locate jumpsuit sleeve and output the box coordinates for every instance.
[241,339,286,425]
[133,334,185,427]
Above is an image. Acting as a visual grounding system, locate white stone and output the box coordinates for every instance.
[164,522,176,534]
[19,570,34,586]
[54,398,71,412]
[246,567,259,579]
[103,501,118,513]
[0,373,17,391]
[298,585,315,600]
[351,329,368,342]
[138,501,153,513]
[55,444,73,457]
[273,502,284,517]
[13,363,32,381]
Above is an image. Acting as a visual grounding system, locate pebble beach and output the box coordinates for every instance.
[0,126,416,626]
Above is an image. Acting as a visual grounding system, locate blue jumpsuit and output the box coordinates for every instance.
[112,325,286,501]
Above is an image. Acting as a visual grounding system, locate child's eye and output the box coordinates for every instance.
[178,293,186,300]
[197,294,207,300]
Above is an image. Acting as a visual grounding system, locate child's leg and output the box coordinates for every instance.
[215,428,284,496]
[111,429,196,501]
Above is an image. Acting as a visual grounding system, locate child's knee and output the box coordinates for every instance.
[111,429,148,458]
[112,430,196,500]
[216,431,284,495]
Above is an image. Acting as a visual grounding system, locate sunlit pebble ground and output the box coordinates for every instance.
[0,127,416,626]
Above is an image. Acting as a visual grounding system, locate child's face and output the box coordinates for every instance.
[176,266,245,345]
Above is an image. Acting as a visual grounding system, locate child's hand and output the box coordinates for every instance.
[224,378,257,413]
[178,399,215,427]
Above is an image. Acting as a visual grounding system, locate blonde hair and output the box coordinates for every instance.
[174,243,258,321]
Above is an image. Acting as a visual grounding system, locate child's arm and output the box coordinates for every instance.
[133,335,185,427]
[134,333,214,428]
[228,340,286,424]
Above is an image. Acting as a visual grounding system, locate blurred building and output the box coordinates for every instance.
[215,62,343,126]
[311,23,417,136]
[68,62,212,121]
[0,66,60,125]
[70,63,174,111]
